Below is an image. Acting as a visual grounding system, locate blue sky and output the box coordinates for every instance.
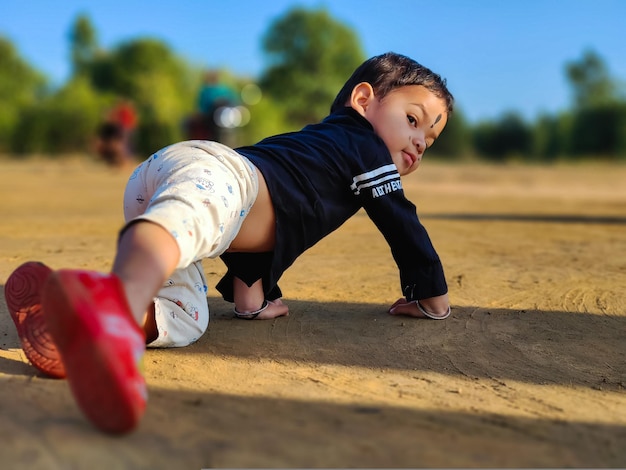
[1,0,625,122]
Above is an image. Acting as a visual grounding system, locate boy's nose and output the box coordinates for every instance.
[412,136,426,155]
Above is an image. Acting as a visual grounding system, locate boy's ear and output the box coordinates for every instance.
[349,82,375,116]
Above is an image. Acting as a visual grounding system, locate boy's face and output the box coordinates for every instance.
[353,84,448,176]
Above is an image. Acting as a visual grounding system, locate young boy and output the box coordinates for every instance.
[4,52,453,434]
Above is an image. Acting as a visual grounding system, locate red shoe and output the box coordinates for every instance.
[42,270,147,434]
[4,261,66,378]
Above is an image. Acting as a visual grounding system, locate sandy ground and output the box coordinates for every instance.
[1,157,625,468]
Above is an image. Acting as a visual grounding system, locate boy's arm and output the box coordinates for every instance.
[232,276,289,320]
[361,184,449,318]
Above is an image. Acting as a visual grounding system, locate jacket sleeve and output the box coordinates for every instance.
[362,188,448,301]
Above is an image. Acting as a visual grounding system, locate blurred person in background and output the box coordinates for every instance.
[186,71,241,146]
[95,98,137,168]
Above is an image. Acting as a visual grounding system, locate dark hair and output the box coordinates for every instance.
[330,52,454,115]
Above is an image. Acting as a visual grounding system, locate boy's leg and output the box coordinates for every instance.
[42,221,180,434]
[112,220,181,324]
[2,220,182,379]
[40,141,257,433]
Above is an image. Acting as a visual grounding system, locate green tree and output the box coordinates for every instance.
[69,14,99,77]
[0,36,47,153]
[568,104,626,159]
[260,7,365,127]
[427,107,471,159]
[473,112,533,161]
[12,76,107,154]
[238,92,293,146]
[565,49,616,109]
[564,50,626,159]
[88,38,199,153]
[532,113,563,161]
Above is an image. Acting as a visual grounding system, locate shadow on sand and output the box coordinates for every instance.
[423,212,626,225]
[1,291,625,468]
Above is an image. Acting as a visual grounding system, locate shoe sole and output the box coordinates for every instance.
[43,270,147,434]
[4,261,66,378]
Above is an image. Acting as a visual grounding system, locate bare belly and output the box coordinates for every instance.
[228,169,276,252]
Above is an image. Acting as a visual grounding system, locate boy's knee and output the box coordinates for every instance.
[148,262,209,348]
[149,296,209,347]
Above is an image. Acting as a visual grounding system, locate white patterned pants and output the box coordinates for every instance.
[123,140,258,347]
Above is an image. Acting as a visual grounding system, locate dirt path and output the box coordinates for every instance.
[1,158,625,468]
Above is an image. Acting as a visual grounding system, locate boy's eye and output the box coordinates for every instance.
[407,115,417,126]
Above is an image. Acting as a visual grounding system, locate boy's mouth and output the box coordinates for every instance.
[403,150,417,167]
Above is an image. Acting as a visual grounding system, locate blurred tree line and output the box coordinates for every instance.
[466,50,626,162]
[1,7,625,161]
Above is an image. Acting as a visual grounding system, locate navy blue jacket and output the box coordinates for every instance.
[216,107,447,302]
